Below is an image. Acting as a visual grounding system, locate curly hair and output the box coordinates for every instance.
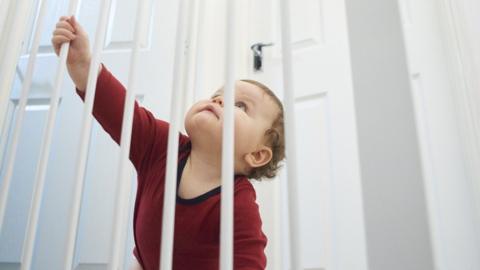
[241,79,285,180]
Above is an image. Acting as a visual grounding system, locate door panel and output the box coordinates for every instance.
[0,107,46,266]
[295,96,332,269]
[289,0,325,48]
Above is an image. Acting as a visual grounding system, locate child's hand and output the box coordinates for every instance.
[51,16,91,67]
[51,16,96,91]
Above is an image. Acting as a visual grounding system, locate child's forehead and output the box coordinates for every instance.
[212,81,265,99]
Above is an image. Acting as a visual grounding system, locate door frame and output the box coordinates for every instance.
[438,0,480,219]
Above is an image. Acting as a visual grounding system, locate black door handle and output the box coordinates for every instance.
[251,43,274,72]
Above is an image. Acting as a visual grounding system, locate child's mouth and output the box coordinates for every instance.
[201,105,220,119]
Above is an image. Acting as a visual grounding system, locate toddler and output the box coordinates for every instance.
[51,15,285,270]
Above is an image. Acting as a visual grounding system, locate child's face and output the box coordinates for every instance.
[185,81,279,171]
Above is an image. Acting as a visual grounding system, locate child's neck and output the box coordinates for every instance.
[177,145,223,199]
[185,145,222,185]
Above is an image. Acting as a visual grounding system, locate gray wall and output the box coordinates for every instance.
[344,0,435,269]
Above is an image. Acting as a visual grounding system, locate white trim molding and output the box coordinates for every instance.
[438,0,480,229]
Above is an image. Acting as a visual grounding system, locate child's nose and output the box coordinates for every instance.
[213,97,224,107]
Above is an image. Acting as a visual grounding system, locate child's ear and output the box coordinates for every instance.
[244,146,273,168]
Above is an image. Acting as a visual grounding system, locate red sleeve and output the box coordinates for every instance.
[75,64,185,174]
[234,180,268,269]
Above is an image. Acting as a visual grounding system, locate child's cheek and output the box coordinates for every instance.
[233,112,248,132]
[235,116,256,144]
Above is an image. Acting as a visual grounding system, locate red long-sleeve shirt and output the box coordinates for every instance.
[76,65,267,269]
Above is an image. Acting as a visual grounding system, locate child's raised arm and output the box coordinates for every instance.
[51,16,182,175]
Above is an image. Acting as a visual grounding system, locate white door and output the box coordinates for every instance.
[0,0,178,269]
[242,0,368,269]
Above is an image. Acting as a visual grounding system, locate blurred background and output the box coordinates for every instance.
[0,0,479,269]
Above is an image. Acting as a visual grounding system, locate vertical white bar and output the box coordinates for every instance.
[0,0,13,48]
[15,0,59,268]
[0,0,35,142]
[180,0,198,118]
[0,103,14,172]
[64,0,112,269]
[192,0,206,102]
[0,0,45,234]
[159,0,188,268]
[0,0,8,26]
[20,0,81,266]
[108,0,149,269]
[31,0,81,211]
[220,0,236,268]
[279,0,302,268]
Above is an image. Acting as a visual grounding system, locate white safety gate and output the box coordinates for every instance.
[0,0,307,269]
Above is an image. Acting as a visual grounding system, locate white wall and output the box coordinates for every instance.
[399,0,480,269]
[344,0,480,269]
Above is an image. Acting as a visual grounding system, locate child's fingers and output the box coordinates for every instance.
[56,20,75,33]
[70,15,78,29]
[52,16,78,56]
[59,15,71,21]
[51,35,73,49]
[53,43,61,56]
[52,28,76,40]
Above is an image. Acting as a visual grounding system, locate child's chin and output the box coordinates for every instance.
[191,113,219,127]
[196,110,219,120]
[187,119,220,138]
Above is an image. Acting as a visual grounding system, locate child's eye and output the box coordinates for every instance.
[235,101,247,112]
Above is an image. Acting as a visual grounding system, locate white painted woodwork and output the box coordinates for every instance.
[399,0,480,269]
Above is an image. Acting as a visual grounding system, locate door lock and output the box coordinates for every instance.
[250,43,274,72]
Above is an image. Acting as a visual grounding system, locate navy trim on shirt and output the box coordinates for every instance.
[175,140,245,205]
[176,141,221,205]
